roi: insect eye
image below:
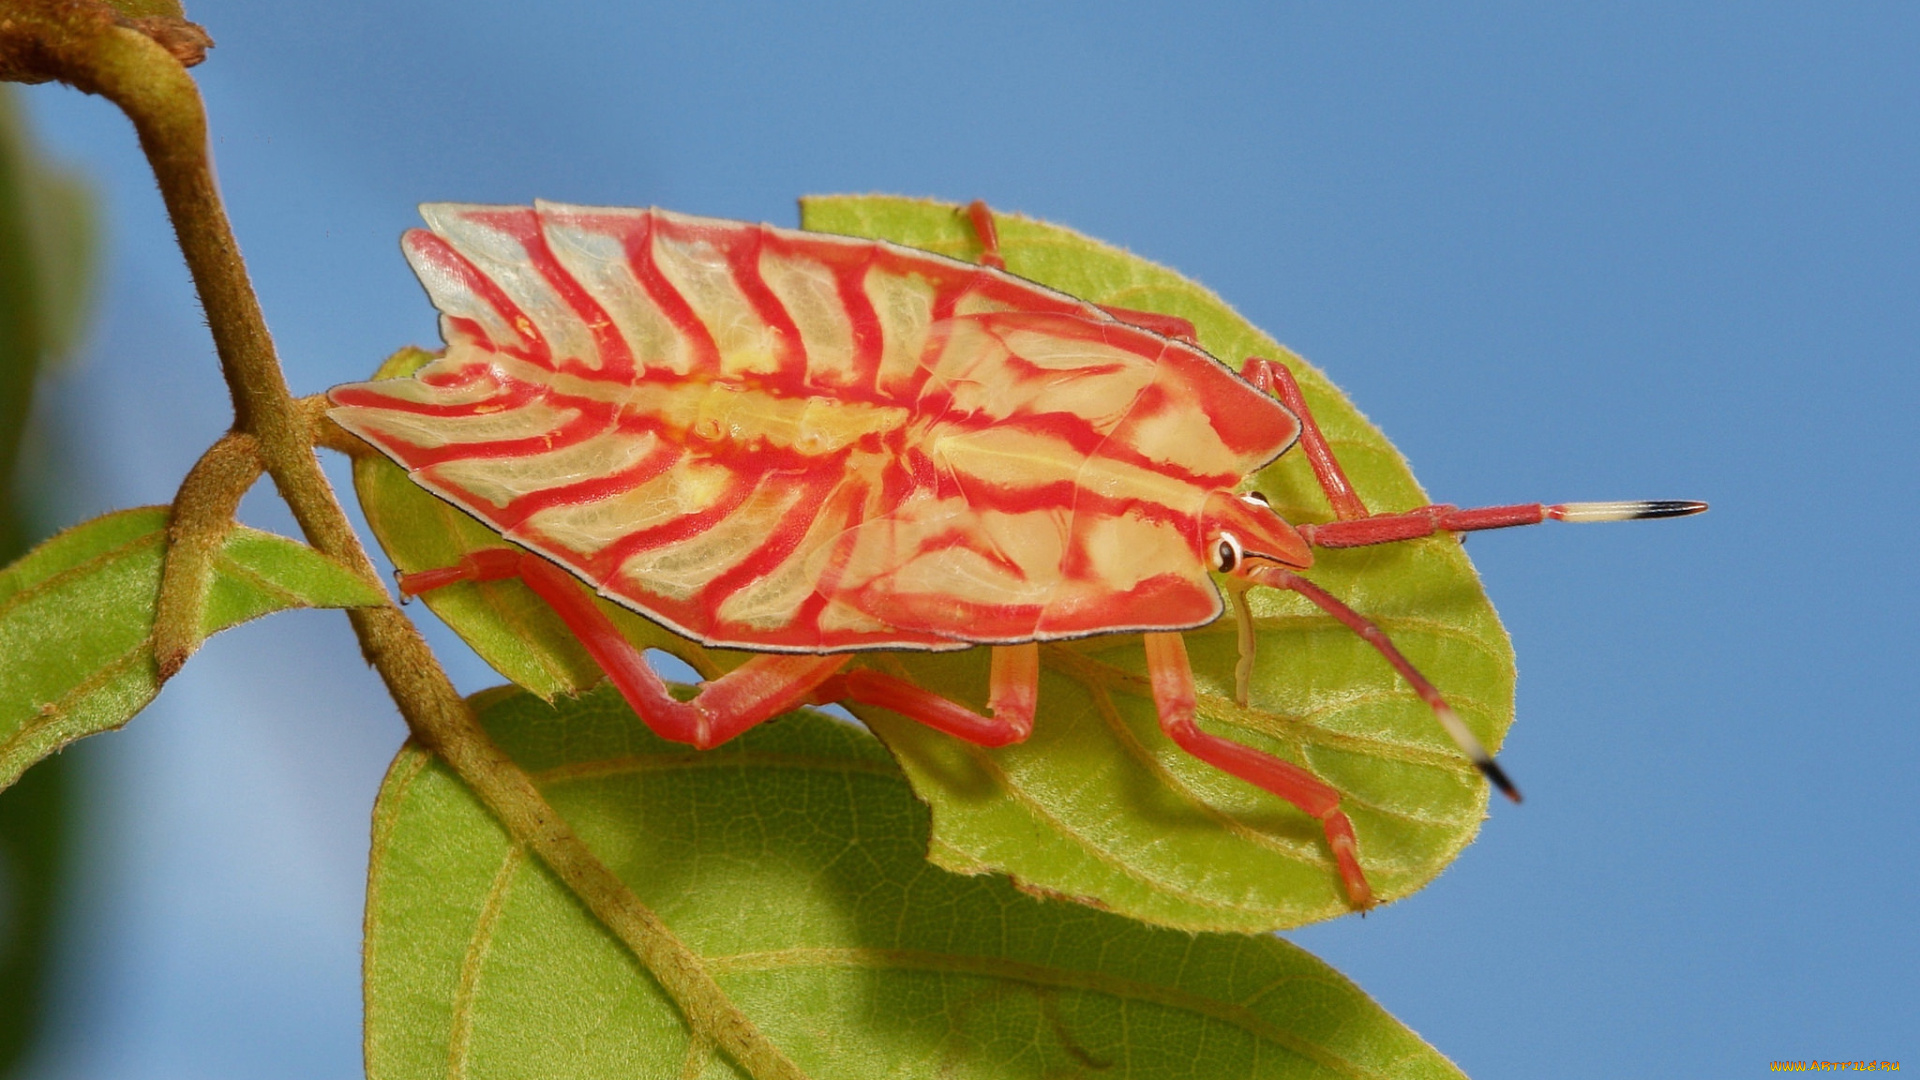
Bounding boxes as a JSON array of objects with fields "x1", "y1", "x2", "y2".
[
  {"x1": 1213, "y1": 532, "x2": 1243, "y2": 572},
  {"x1": 1241, "y1": 491, "x2": 1270, "y2": 507}
]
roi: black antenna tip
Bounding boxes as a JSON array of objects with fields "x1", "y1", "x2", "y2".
[
  {"x1": 1551, "y1": 500, "x2": 1709, "y2": 523},
  {"x1": 1631, "y1": 499, "x2": 1710, "y2": 519},
  {"x1": 1479, "y1": 758, "x2": 1523, "y2": 804}
]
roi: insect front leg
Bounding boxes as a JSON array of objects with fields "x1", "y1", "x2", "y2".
[
  {"x1": 402, "y1": 550, "x2": 848, "y2": 750},
  {"x1": 1235, "y1": 355, "x2": 1705, "y2": 706},
  {"x1": 1241, "y1": 357, "x2": 1370, "y2": 521},
  {"x1": 818, "y1": 642, "x2": 1039, "y2": 748},
  {"x1": 1141, "y1": 631, "x2": 1373, "y2": 910},
  {"x1": 1241, "y1": 357, "x2": 1708, "y2": 546}
]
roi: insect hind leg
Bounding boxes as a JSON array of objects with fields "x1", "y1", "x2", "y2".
[
  {"x1": 964, "y1": 200, "x2": 1200, "y2": 342},
  {"x1": 400, "y1": 550, "x2": 848, "y2": 750},
  {"x1": 1142, "y1": 631, "x2": 1373, "y2": 910},
  {"x1": 963, "y1": 200, "x2": 1007, "y2": 270}
]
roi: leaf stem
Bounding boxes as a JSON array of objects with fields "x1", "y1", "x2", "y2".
[
  {"x1": 300, "y1": 393, "x2": 374, "y2": 458},
  {"x1": 154, "y1": 429, "x2": 259, "y2": 678},
  {"x1": 0, "y1": 7, "x2": 803, "y2": 1076}
]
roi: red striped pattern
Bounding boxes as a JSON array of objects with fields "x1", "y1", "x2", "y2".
[{"x1": 329, "y1": 203, "x2": 1302, "y2": 651}]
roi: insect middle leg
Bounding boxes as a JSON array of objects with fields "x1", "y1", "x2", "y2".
[
  {"x1": 401, "y1": 549, "x2": 848, "y2": 750},
  {"x1": 814, "y1": 643, "x2": 1040, "y2": 749},
  {"x1": 1142, "y1": 631, "x2": 1373, "y2": 909}
]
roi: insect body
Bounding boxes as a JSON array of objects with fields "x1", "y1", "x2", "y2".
[{"x1": 330, "y1": 200, "x2": 1704, "y2": 910}]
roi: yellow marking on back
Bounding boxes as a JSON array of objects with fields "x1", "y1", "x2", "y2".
[
  {"x1": 615, "y1": 479, "x2": 809, "y2": 601},
  {"x1": 513, "y1": 458, "x2": 728, "y2": 555},
  {"x1": 867, "y1": 270, "x2": 937, "y2": 397},
  {"x1": 648, "y1": 227, "x2": 782, "y2": 377},
  {"x1": 639, "y1": 383, "x2": 909, "y2": 456},
  {"x1": 423, "y1": 429, "x2": 661, "y2": 509},
  {"x1": 759, "y1": 252, "x2": 858, "y2": 387},
  {"x1": 337, "y1": 395, "x2": 576, "y2": 452},
  {"x1": 543, "y1": 214, "x2": 702, "y2": 376}
]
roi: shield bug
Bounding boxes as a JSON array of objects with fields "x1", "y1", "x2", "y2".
[{"x1": 329, "y1": 199, "x2": 1704, "y2": 910}]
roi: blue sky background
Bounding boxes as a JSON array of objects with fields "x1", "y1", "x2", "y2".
[{"x1": 13, "y1": 2, "x2": 1917, "y2": 1076}]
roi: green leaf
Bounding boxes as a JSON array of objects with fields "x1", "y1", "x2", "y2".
[
  {"x1": 0, "y1": 507, "x2": 387, "y2": 790},
  {"x1": 364, "y1": 684, "x2": 1467, "y2": 1080},
  {"x1": 354, "y1": 198, "x2": 1515, "y2": 932}
]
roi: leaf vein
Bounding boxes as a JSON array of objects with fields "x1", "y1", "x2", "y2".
[
  {"x1": 705, "y1": 947, "x2": 1378, "y2": 1079},
  {"x1": 528, "y1": 752, "x2": 903, "y2": 787},
  {"x1": 447, "y1": 843, "x2": 526, "y2": 1079},
  {"x1": 0, "y1": 640, "x2": 153, "y2": 763},
  {"x1": 0, "y1": 530, "x2": 163, "y2": 622}
]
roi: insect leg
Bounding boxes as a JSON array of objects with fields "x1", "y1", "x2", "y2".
[
  {"x1": 401, "y1": 550, "x2": 848, "y2": 750},
  {"x1": 963, "y1": 201, "x2": 1200, "y2": 341},
  {"x1": 819, "y1": 643, "x2": 1039, "y2": 748},
  {"x1": 963, "y1": 200, "x2": 1007, "y2": 270},
  {"x1": 1241, "y1": 357, "x2": 1370, "y2": 521},
  {"x1": 1142, "y1": 631, "x2": 1373, "y2": 910},
  {"x1": 1229, "y1": 356, "x2": 1370, "y2": 699},
  {"x1": 1240, "y1": 360, "x2": 1707, "y2": 541},
  {"x1": 1240, "y1": 563, "x2": 1521, "y2": 804}
]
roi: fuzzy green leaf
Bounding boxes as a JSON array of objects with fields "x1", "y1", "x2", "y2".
[
  {"x1": 353, "y1": 198, "x2": 1514, "y2": 932},
  {"x1": 0, "y1": 507, "x2": 386, "y2": 790},
  {"x1": 364, "y1": 684, "x2": 1467, "y2": 1080}
]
